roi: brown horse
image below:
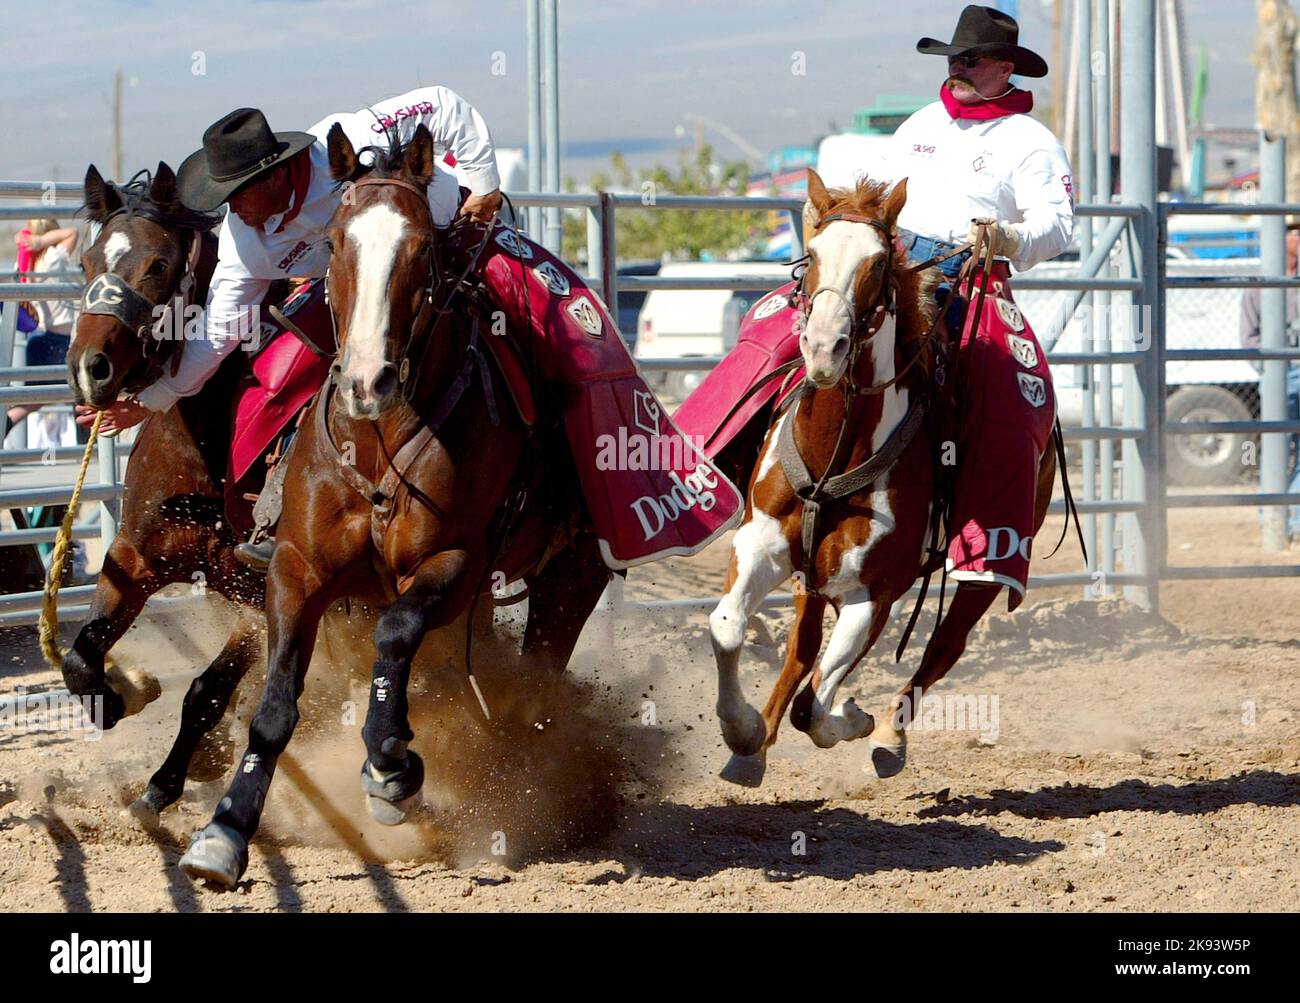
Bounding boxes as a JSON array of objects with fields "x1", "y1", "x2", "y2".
[
  {"x1": 179, "y1": 124, "x2": 613, "y2": 887},
  {"x1": 710, "y1": 175, "x2": 1056, "y2": 786},
  {"x1": 61, "y1": 164, "x2": 270, "y2": 817}
]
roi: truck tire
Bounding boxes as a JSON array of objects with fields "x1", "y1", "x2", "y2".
[{"x1": 1165, "y1": 385, "x2": 1253, "y2": 486}]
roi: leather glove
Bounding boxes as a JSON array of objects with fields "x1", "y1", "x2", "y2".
[{"x1": 967, "y1": 217, "x2": 1023, "y2": 259}]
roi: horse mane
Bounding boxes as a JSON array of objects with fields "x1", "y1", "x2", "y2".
[
  {"x1": 820, "y1": 177, "x2": 942, "y2": 373},
  {"x1": 332, "y1": 119, "x2": 409, "y2": 189},
  {"x1": 83, "y1": 168, "x2": 222, "y2": 234}
]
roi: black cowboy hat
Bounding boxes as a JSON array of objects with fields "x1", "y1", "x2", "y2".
[
  {"x1": 176, "y1": 108, "x2": 315, "y2": 212},
  {"x1": 916, "y1": 4, "x2": 1049, "y2": 78}
]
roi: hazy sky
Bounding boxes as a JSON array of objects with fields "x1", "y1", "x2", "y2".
[{"x1": 0, "y1": 0, "x2": 1262, "y2": 187}]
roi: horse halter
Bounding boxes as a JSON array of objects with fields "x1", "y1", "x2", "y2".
[
  {"x1": 792, "y1": 211, "x2": 907, "y2": 396},
  {"x1": 80, "y1": 216, "x2": 205, "y2": 362}
]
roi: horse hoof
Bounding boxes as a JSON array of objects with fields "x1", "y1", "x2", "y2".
[
  {"x1": 178, "y1": 822, "x2": 248, "y2": 889},
  {"x1": 868, "y1": 740, "x2": 907, "y2": 779},
  {"x1": 359, "y1": 752, "x2": 424, "y2": 826},
  {"x1": 719, "y1": 751, "x2": 767, "y2": 788},
  {"x1": 366, "y1": 792, "x2": 420, "y2": 826},
  {"x1": 125, "y1": 784, "x2": 171, "y2": 826},
  {"x1": 105, "y1": 663, "x2": 162, "y2": 719}
]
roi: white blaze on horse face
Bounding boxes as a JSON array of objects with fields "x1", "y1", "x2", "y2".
[
  {"x1": 802, "y1": 220, "x2": 886, "y2": 386},
  {"x1": 341, "y1": 203, "x2": 407, "y2": 389},
  {"x1": 104, "y1": 232, "x2": 131, "y2": 273}
]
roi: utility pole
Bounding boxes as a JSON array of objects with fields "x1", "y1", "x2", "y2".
[
  {"x1": 111, "y1": 69, "x2": 123, "y2": 182},
  {"x1": 1052, "y1": 0, "x2": 1064, "y2": 133},
  {"x1": 1254, "y1": 0, "x2": 1300, "y2": 201}
]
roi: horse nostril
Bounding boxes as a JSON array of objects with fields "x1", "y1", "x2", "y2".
[
  {"x1": 372, "y1": 364, "x2": 398, "y2": 401},
  {"x1": 88, "y1": 353, "x2": 112, "y2": 384}
]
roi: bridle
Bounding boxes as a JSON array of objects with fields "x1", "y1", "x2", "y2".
[
  {"x1": 791, "y1": 211, "x2": 931, "y2": 398},
  {"x1": 335, "y1": 175, "x2": 491, "y2": 398}
]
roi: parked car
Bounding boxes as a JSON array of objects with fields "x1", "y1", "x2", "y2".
[
  {"x1": 1022, "y1": 255, "x2": 1263, "y2": 486},
  {"x1": 613, "y1": 260, "x2": 660, "y2": 354},
  {"x1": 634, "y1": 261, "x2": 790, "y2": 401}
]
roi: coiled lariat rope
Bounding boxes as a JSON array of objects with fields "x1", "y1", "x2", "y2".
[{"x1": 38, "y1": 411, "x2": 102, "y2": 670}]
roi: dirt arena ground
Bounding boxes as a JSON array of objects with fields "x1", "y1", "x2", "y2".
[{"x1": 2, "y1": 498, "x2": 1298, "y2": 912}]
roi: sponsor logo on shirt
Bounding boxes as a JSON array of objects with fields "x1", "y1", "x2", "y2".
[
  {"x1": 912, "y1": 143, "x2": 936, "y2": 156},
  {"x1": 370, "y1": 101, "x2": 436, "y2": 134},
  {"x1": 278, "y1": 240, "x2": 312, "y2": 272}
]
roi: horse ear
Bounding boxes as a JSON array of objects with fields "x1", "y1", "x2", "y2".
[
  {"x1": 883, "y1": 177, "x2": 908, "y2": 229},
  {"x1": 327, "y1": 123, "x2": 358, "y2": 182},
  {"x1": 806, "y1": 168, "x2": 832, "y2": 214},
  {"x1": 404, "y1": 124, "x2": 435, "y2": 187},
  {"x1": 151, "y1": 162, "x2": 179, "y2": 210},
  {"x1": 82, "y1": 164, "x2": 122, "y2": 224}
]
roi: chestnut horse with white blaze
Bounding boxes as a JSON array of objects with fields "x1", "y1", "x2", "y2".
[
  {"x1": 710, "y1": 174, "x2": 1056, "y2": 787},
  {"x1": 179, "y1": 125, "x2": 614, "y2": 888}
]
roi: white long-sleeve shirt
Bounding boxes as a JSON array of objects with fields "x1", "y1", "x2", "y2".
[
  {"x1": 136, "y1": 86, "x2": 500, "y2": 412},
  {"x1": 877, "y1": 100, "x2": 1074, "y2": 273}
]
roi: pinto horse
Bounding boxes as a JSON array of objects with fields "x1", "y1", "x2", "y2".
[
  {"x1": 178, "y1": 124, "x2": 614, "y2": 888},
  {"x1": 60, "y1": 164, "x2": 273, "y2": 817},
  {"x1": 710, "y1": 174, "x2": 1056, "y2": 787}
]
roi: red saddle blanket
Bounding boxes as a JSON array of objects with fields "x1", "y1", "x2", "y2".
[
  {"x1": 475, "y1": 224, "x2": 743, "y2": 569},
  {"x1": 673, "y1": 280, "x2": 804, "y2": 459},
  {"x1": 675, "y1": 263, "x2": 1056, "y2": 609},
  {"x1": 226, "y1": 281, "x2": 333, "y2": 533}
]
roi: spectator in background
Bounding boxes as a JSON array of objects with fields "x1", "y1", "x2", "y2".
[
  {"x1": 1239, "y1": 219, "x2": 1300, "y2": 541},
  {"x1": 3, "y1": 218, "x2": 80, "y2": 441}
]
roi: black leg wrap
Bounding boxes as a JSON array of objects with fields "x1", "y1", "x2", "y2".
[
  {"x1": 213, "y1": 753, "x2": 274, "y2": 838},
  {"x1": 361, "y1": 658, "x2": 414, "y2": 773}
]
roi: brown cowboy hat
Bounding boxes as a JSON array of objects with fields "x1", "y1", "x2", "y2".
[
  {"x1": 917, "y1": 4, "x2": 1049, "y2": 79},
  {"x1": 176, "y1": 108, "x2": 315, "y2": 212}
]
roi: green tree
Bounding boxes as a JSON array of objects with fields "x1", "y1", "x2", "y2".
[{"x1": 560, "y1": 145, "x2": 770, "y2": 265}]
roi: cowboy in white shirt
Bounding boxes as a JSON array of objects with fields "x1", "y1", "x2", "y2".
[
  {"x1": 677, "y1": 4, "x2": 1075, "y2": 610},
  {"x1": 886, "y1": 5, "x2": 1073, "y2": 275},
  {"x1": 77, "y1": 88, "x2": 502, "y2": 433}
]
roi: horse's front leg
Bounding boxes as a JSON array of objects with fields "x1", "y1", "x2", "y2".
[
  {"x1": 710, "y1": 512, "x2": 793, "y2": 763},
  {"x1": 60, "y1": 537, "x2": 163, "y2": 730},
  {"x1": 178, "y1": 540, "x2": 331, "y2": 888},
  {"x1": 867, "y1": 581, "x2": 1000, "y2": 778},
  {"x1": 718, "y1": 591, "x2": 826, "y2": 788},
  {"x1": 361, "y1": 549, "x2": 480, "y2": 825},
  {"x1": 129, "y1": 615, "x2": 261, "y2": 822},
  {"x1": 790, "y1": 589, "x2": 889, "y2": 749}
]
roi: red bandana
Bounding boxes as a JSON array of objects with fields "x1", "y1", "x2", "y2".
[
  {"x1": 272, "y1": 150, "x2": 314, "y2": 234},
  {"x1": 940, "y1": 83, "x2": 1034, "y2": 121}
]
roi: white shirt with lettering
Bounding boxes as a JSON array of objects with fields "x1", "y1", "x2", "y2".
[
  {"x1": 136, "y1": 86, "x2": 501, "y2": 412},
  {"x1": 875, "y1": 100, "x2": 1074, "y2": 273}
]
